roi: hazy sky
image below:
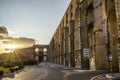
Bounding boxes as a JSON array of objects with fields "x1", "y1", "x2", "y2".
[{"x1": 0, "y1": 0, "x2": 70, "y2": 44}]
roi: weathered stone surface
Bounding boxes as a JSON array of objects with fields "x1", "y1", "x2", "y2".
[{"x1": 48, "y1": 0, "x2": 120, "y2": 71}]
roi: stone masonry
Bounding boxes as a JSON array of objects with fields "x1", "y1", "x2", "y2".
[{"x1": 48, "y1": 0, "x2": 120, "y2": 72}]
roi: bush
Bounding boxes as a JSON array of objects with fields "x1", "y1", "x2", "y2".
[
  {"x1": 0, "y1": 70, "x2": 4, "y2": 76},
  {"x1": 11, "y1": 61, "x2": 23, "y2": 66},
  {"x1": 14, "y1": 66, "x2": 20, "y2": 71},
  {"x1": 23, "y1": 60, "x2": 37, "y2": 65},
  {"x1": 2, "y1": 63, "x2": 14, "y2": 68},
  {"x1": 9, "y1": 66, "x2": 24, "y2": 73},
  {"x1": 0, "y1": 63, "x2": 2, "y2": 67},
  {"x1": 9, "y1": 68, "x2": 14, "y2": 73},
  {"x1": 19, "y1": 65, "x2": 24, "y2": 69}
]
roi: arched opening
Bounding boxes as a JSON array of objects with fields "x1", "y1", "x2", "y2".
[
  {"x1": 43, "y1": 48, "x2": 47, "y2": 62},
  {"x1": 107, "y1": 9, "x2": 119, "y2": 71},
  {"x1": 86, "y1": 3, "x2": 94, "y2": 69}
]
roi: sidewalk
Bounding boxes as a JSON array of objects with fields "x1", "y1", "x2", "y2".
[{"x1": 91, "y1": 73, "x2": 120, "y2": 80}]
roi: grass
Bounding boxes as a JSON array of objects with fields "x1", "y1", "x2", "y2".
[{"x1": 0, "y1": 66, "x2": 10, "y2": 74}]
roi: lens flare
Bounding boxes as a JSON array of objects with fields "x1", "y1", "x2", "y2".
[{"x1": 3, "y1": 44, "x2": 18, "y2": 53}]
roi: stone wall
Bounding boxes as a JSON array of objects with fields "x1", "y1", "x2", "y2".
[{"x1": 48, "y1": 0, "x2": 120, "y2": 71}]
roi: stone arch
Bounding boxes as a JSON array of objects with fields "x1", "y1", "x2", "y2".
[
  {"x1": 86, "y1": 4, "x2": 94, "y2": 26},
  {"x1": 86, "y1": 3, "x2": 94, "y2": 69},
  {"x1": 70, "y1": 4, "x2": 73, "y2": 19},
  {"x1": 33, "y1": 45, "x2": 48, "y2": 62},
  {"x1": 86, "y1": 3, "x2": 94, "y2": 48},
  {"x1": 107, "y1": 6, "x2": 119, "y2": 71}
]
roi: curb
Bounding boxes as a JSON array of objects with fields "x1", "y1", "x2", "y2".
[{"x1": 91, "y1": 73, "x2": 120, "y2": 80}]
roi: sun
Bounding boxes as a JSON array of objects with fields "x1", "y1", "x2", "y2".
[
  {"x1": 1, "y1": 39, "x2": 19, "y2": 53},
  {"x1": 3, "y1": 44, "x2": 18, "y2": 53},
  {"x1": 4, "y1": 44, "x2": 18, "y2": 50}
]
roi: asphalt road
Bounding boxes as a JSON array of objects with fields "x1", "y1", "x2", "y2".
[{"x1": 1, "y1": 62, "x2": 109, "y2": 80}]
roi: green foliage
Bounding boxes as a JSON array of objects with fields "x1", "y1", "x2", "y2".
[
  {"x1": 9, "y1": 65, "x2": 24, "y2": 73},
  {"x1": 0, "y1": 67, "x2": 10, "y2": 74},
  {"x1": 2, "y1": 63, "x2": 14, "y2": 68},
  {"x1": 9, "y1": 68, "x2": 14, "y2": 73},
  {"x1": 23, "y1": 60, "x2": 37, "y2": 65},
  {"x1": 19, "y1": 65, "x2": 24, "y2": 69},
  {"x1": 0, "y1": 70, "x2": 4, "y2": 76}
]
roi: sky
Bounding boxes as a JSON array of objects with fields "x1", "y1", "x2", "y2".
[{"x1": 0, "y1": 0, "x2": 70, "y2": 44}]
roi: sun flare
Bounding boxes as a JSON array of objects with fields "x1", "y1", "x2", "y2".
[
  {"x1": 1, "y1": 39, "x2": 20, "y2": 53},
  {"x1": 3, "y1": 44, "x2": 18, "y2": 53},
  {"x1": 4, "y1": 44, "x2": 18, "y2": 50}
]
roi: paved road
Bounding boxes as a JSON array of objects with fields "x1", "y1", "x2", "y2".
[{"x1": 1, "y1": 62, "x2": 109, "y2": 80}]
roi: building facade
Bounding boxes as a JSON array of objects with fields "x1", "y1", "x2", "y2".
[{"x1": 48, "y1": 0, "x2": 120, "y2": 72}]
